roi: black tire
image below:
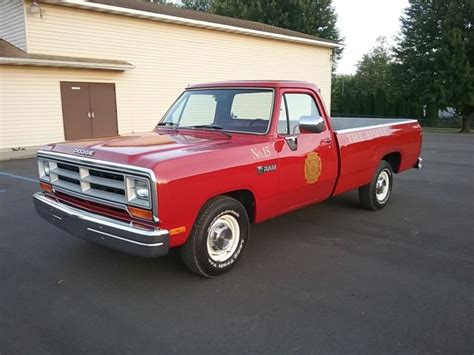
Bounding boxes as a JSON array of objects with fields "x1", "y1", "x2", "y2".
[
  {"x1": 358, "y1": 161, "x2": 394, "y2": 210},
  {"x1": 180, "y1": 196, "x2": 250, "y2": 278}
]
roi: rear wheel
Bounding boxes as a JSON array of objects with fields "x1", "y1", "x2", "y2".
[
  {"x1": 359, "y1": 161, "x2": 393, "y2": 210},
  {"x1": 180, "y1": 196, "x2": 249, "y2": 277}
]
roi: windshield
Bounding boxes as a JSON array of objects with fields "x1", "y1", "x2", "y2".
[{"x1": 159, "y1": 89, "x2": 274, "y2": 134}]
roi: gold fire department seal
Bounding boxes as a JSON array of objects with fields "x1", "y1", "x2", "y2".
[{"x1": 304, "y1": 152, "x2": 322, "y2": 184}]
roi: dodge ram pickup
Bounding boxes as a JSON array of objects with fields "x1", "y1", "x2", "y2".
[{"x1": 33, "y1": 81, "x2": 423, "y2": 277}]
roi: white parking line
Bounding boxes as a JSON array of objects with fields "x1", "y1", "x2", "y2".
[{"x1": 0, "y1": 171, "x2": 38, "y2": 183}]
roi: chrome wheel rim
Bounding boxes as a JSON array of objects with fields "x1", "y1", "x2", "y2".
[
  {"x1": 375, "y1": 170, "x2": 390, "y2": 202},
  {"x1": 207, "y1": 214, "x2": 240, "y2": 262}
]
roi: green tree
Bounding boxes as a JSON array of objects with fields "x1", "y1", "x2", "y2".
[
  {"x1": 394, "y1": 0, "x2": 473, "y2": 132},
  {"x1": 331, "y1": 74, "x2": 359, "y2": 114},
  {"x1": 181, "y1": 0, "x2": 212, "y2": 12},
  {"x1": 333, "y1": 38, "x2": 392, "y2": 116},
  {"x1": 356, "y1": 37, "x2": 394, "y2": 98},
  {"x1": 332, "y1": 37, "x2": 421, "y2": 118}
]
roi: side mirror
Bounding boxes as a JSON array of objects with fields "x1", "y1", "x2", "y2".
[{"x1": 298, "y1": 115, "x2": 325, "y2": 133}]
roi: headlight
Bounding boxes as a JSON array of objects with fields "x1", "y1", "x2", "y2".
[
  {"x1": 38, "y1": 160, "x2": 51, "y2": 181},
  {"x1": 126, "y1": 177, "x2": 151, "y2": 208},
  {"x1": 134, "y1": 180, "x2": 149, "y2": 200},
  {"x1": 44, "y1": 162, "x2": 50, "y2": 176}
]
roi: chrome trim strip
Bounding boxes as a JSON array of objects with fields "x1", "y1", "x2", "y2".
[
  {"x1": 34, "y1": 192, "x2": 167, "y2": 238},
  {"x1": 37, "y1": 151, "x2": 159, "y2": 222},
  {"x1": 87, "y1": 228, "x2": 164, "y2": 247},
  {"x1": 37, "y1": 151, "x2": 154, "y2": 177},
  {"x1": 333, "y1": 119, "x2": 418, "y2": 134}
]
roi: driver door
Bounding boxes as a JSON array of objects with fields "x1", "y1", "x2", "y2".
[{"x1": 276, "y1": 90, "x2": 338, "y2": 213}]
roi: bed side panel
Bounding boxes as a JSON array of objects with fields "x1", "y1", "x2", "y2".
[{"x1": 333, "y1": 121, "x2": 422, "y2": 196}]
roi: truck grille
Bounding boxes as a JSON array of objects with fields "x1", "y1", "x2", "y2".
[
  {"x1": 37, "y1": 152, "x2": 156, "y2": 221},
  {"x1": 46, "y1": 160, "x2": 128, "y2": 205},
  {"x1": 38, "y1": 154, "x2": 156, "y2": 211}
]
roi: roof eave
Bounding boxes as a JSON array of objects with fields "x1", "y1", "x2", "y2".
[
  {"x1": 0, "y1": 57, "x2": 134, "y2": 71},
  {"x1": 40, "y1": 0, "x2": 342, "y2": 49}
]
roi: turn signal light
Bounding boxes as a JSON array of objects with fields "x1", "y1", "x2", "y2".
[
  {"x1": 40, "y1": 181, "x2": 53, "y2": 193},
  {"x1": 170, "y1": 226, "x2": 186, "y2": 236},
  {"x1": 129, "y1": 206, "x2": 153, "y2": 221}
]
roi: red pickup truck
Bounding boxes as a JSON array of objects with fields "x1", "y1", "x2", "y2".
[{"x1": 33, "y1": 81, "x2": 422, "y2": 277}]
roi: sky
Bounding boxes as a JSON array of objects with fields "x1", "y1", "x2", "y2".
[{"x1": 332, "y1": 0, "x2": 409, "y2": 75}]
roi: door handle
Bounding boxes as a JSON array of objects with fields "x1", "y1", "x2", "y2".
[
  {"x1": 91, "y1": 112, "x2": 95, "y2": 119},
  {"x1": 87, "y1": 112, "x2": 91, "y2": 118},
  {"x1": 284, "y1": 136, "x2": 298, "y2": 151},
  {"x1": 321, "y1": 138, "x2": 332, "y2": 145}
]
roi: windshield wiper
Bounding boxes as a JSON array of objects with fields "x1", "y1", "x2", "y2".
[
  {"x1": 157, "y1": 122, "x2": 178, "y2": 127},
  {"x1": 156, "y1": 122, "x2": 180, "y2": 132},
  {"x1": 190, "y1": 124, "x2": 224, "y2": 130},
  {"x1": 183, "y1": 124, "x2": 232, "y2": 138}
]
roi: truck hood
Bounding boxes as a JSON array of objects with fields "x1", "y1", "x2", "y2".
[{"x1": 41, "y1": 131, "x2": 233, "y2": 169}]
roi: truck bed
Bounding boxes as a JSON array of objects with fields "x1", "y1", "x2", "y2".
[
  {"x1": 330, "y1": 117, "x2": 415, "y2": 132},
  {"x1": 329, "y1": 117, "x2": 422, "y2": 196}
]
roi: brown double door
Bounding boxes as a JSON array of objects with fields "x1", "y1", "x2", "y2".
[{"x1": 60, "y1": 82, "x2": 118, "y2": 141}]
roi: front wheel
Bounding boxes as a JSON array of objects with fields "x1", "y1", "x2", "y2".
[
  {"x1": 180, "y1": 196, "x2": 250, "y2": 277},
  {"x1": 358, "y1": 161, "x2": 393, "y2": 210}
]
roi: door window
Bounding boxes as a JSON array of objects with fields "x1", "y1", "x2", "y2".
[{"x1": 281, "y1": 93, "x2": 321, "y2": 135}]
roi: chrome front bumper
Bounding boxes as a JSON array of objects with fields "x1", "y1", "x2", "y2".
[{"x1": 33, "y1": 192, "x2": 169, "y2": 257}]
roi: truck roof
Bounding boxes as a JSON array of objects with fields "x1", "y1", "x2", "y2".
[{"x1": 187, "y1": 80, "x2": 320, "y2": 91}]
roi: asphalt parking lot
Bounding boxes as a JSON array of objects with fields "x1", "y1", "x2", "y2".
[{"x1": 0, "y1": 132, "x2": 473, "y2": 354}]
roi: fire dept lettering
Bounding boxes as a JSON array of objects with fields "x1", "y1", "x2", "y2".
[{"x1": 346, "y1": 128, "x2": 390, "y2": 144}]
